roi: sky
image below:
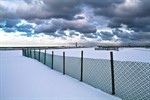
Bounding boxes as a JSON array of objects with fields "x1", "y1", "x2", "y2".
[{"x1": 0, "y1": 0, "x2": 150, "y2": 47}]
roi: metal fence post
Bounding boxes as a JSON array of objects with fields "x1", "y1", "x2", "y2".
[
  {"x1": 39, "y1": 49, "x2": 41, "y2": 62},
  {"x1": 28, "y1": 48, "x2": 29, "y2": 57},
  {"x1": 26, "y1": 48, "x2": 27, "y2": 57},
  {"x1": 28, "y1": 48, "x2": 30, "y2": 57},
  {"x1": 44, "y1": 49, "x2": 47, "y2": 64},
  {"x1": 24, "y1": 49, "x2": 26, "y2": 56},
  {"x1": 63, "y1": 52, "x2": 65, "y2": 75},
  {"x1": 22, "y1": 48, "x2": 23, "y2": 56},
  {"x1": 26, "y1": 49, "x2": 27, "y2": 56},
  {"x1": 80, "y1": 51, "x2": 83, "y2": 82},
  {"x1": 22, "y1": 48, "x2": 24, "y2": 56},
  {"x1": 110, "y1": 52, "x2": 115, "y2": 95},
  {"x1": 52, "y1": 51, "x2": 54, "y2": 69}
]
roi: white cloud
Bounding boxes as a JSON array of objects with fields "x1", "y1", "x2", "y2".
[{"x1": 115, "y1": 0, "x2": 141, "y2": 16}]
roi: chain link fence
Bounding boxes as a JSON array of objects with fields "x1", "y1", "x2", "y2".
[
  {"x1": 83, "y1": 58, "x2": 112, "y2": 94},
  {"x1": 22, "y1": 48, "x2": 150, "y2": 100},
  {"x1": 114, "y1": 61, "x2": 149, "y2": 99}
]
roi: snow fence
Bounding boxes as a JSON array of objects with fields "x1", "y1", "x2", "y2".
[{"x1": 22, "y1": 48, "x2": 149, "y2": 100}]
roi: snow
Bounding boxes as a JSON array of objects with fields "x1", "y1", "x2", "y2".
[
  {"x1": 0, "y1": 50, "x2": 121, "y2": 100},
  {"x1": 45, "y1": 48, "x2": 150, "y2": 63}
]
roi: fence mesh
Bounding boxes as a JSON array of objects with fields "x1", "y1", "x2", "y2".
[
  {"x1": 31, "y1": 50, "x2": 35, "y2": 59},
  {"x1": 83, "y1": 58, "x2": 112, "y2": 94},
  {"x1": 35, "y1": 51, "x2": 39, "y2": 61},
  {"x1": 114, "y1": 61, "x2": 150, "y2": 100},
  {"x1": 40, "y1": 52, "x2": 45, "y2": 64},
  {"x1": 65, "y1": 56, "x2": 81, "y2": 80},
  {"x1": 45, "y1": 54, "x2": 52, "y2": 68},
  {"x1": 25, "y1": 49, "x2": 29, "y2": 57},
  {"x1": 22, "y1": 49, "x2": 150, "y2": 100},
  {"x1": 53, "y1": 55, "x2": 63, "y2": 73}
]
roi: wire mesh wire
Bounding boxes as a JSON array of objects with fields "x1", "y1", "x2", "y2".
[
  {"x1": 65, "y1": 56, "x2": 81, "y2": 80},
  {"x1": 25, "y1": 49, "x2": 29, "y2": 57},
  {"x1": 22, "y1": 49, "x2": 150, "y2": 100},
  {"x1": 45, "y1": 54, "x2": 52, "y2": 68},
  {"x1": 114, "y1": 61, "x2": 150, "y2": 100},
  {"x1": 31, "y1": 50, "x2": 35, "y2": 59},
  {"x1": 40, "y1": 52, "x2": 45, "y2": 64},
  {"x1": 83, "y1": 58, "x2": 112, "y2": 94},
  {"x1": 35, "y1": 51, "x2": 39, "y2": 61},
  {"x1": 53, "y1": 55, "x2": 63, "y2": 73}
]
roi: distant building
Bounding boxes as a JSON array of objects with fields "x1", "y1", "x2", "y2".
[
  {"x1": 129, "y1": 43, "x2": 131, "y2": 47},
  {"x1": 76, "y1": 42, "x2": 77, "y2": 47}
]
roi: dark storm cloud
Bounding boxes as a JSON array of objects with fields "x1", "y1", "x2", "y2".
[
  {"x1": 85, "y1": 33, "x2": 98, "y2": 39},
  {"x1": 83, "y1": 28, "x2": 150, "y2": 42},
  {"x1": 0, "y1": 0, "x2": 81, "y2": 20},
  {"x1": 83, "y1": 31, "x2": 115, "y2": 41},
  {"x1": 1, "y1": 19, "x2": 34, "y2": 35},
  {"x1": 108, "y1": 16, "x2": 150, "y2": 32},
  {"x1": 74, "y1": 16, "x2": 85, "y2": 20},
  {"x1": 69, "y1": 31, "x2": 79, "y2": 37},
  {"x1": 95, "y1": 0, "x2": 150, "y2": 32},
  {"x1": 138, "y1": 0, "x2": 150, "y2": 17},
  {"x1": 17, "y1": 24, "x2": 33, "y2": 29},
  {"x1": 97, "y1": 31, "x2": 114, "y2": 41},
  {"x1": 112, "y1": 28, "x2": 150, "y2": 41},
  {"x1": 41, "y1": 0, "x2": 124, "y2": 20},
  {"x1": 101, "y1": 31, "x2": 114, "y2": 37},
  {"x1": 34, "y1": 20, "x2": 58, "y2": 33},
  {"x1": 34, "y1": 19, "x2": 96, "y2": 34},
  {"x1": 42, "y1": 0, "x2": 80, "y2": 20},
  {"x1": 112, "y1": 29, "x2": 129, "y2": 38},
  {"x1": 54, "y1": 30, "x2": 66, "y2": 37},
  {"x1": 0, "y1": 20, "x2": 6, "y2": 28},
  {"x1": 16, "y1": 24, "x2": 33, "y2": 33},
  {"x1": 0, "y1": 0, "x2": 124, "y2": 20},
  {"x1": 81, "y1": 0, "x2": 124, "y2": 8},
  {"x1": 96, "y1": 0, "x2": 150, "y2": 18},
  {"x1": 0, "y1": 0, "x2": 149, "y2": 44},
  {"x1": 23, "y1": 0, "x2": 33, "y2": 4},
  {"x1": 5, "y1": 20, "x2": 21, "y2": 28},
  {"x1": 24, "y1": 0, "x2": 124, "y2": 19},
  {"x1": 28, "y1": 19, "x2": 46, "y2": 25},
  {"x1": 129, "y1": 32, "x2": 150, "y2": 41}
]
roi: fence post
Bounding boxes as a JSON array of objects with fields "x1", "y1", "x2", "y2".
[
  {"x1": 26, "y1": 48, "x2": 28, "y2": 57},
  {"x1": 22, "y1": 48, "x2": 24, "y2": 56},
  {"x1": 110, "y1": 52, "x2": 115, "y2": 95},
  {"x1": 52, "y1": 51, "x2": 54, "y2": 69},
  {"x1": 28, "y1": 48, "x2": 30, "y2": 57},
  {"x1": 26, "y1": 48, "x2": 27, "y2": 57},
  {"x1": 39, "y1": 49, "x2": 41, "y2": 62},
  {"x1": 80, "y1": 51, "x2": 83, "y2": 82},
  {"x1": 44, "y1": 49, "x2": 47, "y2": 64},
  {"x1": 34, "y1": 48, "x2": 36, "y2": 59},
  {"x1": 63, "y1": 52, "x2": 65, "y2": 75},
  {"x1": 24, "y1": 49, "x2": 26, "y2": 56}
]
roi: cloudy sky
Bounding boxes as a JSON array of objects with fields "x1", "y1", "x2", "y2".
[{"x1": 0, "y1": 0, "x2": 150, "y2": 47}]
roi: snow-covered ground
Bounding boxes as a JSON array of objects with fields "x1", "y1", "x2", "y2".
[
  {"x1": 45, "y1": 48, "x2": 150, "y2": 63},
  {"x1": 0, "y1": 50, "x2": 121, "y2": 100}
]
